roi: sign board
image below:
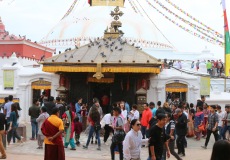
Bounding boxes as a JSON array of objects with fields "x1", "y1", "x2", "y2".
[
  {"x1": 3, "y1": 70, "x2": 14, "y2": 90},
  {"x1": 200, "y1": 77, "x2": 210, "y2": 97},
  {"x1": 91, "y1": 0, "x2": 124, "y2": 7},
  {"x1": 32, "y1": 80, "x2": 51, "y2": 90}
]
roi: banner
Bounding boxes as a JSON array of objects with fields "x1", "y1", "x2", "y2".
[
  {"x1": 90, "y1": 0, "x2": 124, "y2": 7},
  {"x1": 3, "y1": 70, "x2": 14, "y2": 90},
  {"x1": 200, "y1": 77, "x2": 210, "y2": 97}
]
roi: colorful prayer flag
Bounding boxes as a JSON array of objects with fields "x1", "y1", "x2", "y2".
[{"x1": 222, "y1": 0, "x2": 230, "y2": 76}]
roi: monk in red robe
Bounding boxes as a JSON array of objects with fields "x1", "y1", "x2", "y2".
[{"x1": 42, "y1": 107, "x2": 65, "y2": 160}]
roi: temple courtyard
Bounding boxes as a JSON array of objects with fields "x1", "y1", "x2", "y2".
[{"x1": 4, "y1": 124, "x2": 215, "y2": 160}]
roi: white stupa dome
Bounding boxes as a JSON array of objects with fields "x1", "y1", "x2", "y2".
[{"x1": 40, "y1": 1, "x2": 173, "y2": 52}]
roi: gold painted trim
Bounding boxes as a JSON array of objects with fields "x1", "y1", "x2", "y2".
[{"x1": 42, "y1": 66, "x2": 160, "y2": 73}]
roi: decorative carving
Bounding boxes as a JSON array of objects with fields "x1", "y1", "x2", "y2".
[{"x1": 93, "y1": 63, "x2": 104, "y2": 79}]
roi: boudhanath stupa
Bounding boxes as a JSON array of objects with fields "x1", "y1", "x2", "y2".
[{"x1": 40, "y1": 0, "x2": 173, "y2": 52}]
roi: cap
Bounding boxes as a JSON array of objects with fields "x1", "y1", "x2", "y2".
[{"x1": 174, "y1": 108, "x2": 182, "y2": 115}]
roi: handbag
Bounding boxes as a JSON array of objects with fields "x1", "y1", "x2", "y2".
[
  {"x1": 112, "y1": 117, "x2": 126, "y2": 143},
  {"x1": 94, "y1": 122, "x2": 101, "y2": 132},
  {"x1": 198, "y1": 124, "x2": 205, "y2": 131},
  {"x1": 100, "y1": 116, "x2": 106, "y2": 128},
  {"x1": 63, "y1": 118, "x2": 70, "y2": 128}
]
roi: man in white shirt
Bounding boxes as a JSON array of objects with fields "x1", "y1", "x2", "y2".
[
  {"x1": 217, "y1": 105, "x2": 226, "y2": 139},
  {"x1": 123, "y1": 119, "x2": 148, "y2": 160},
  {"x1": 102, "y1": 112, "x2": 113, "y2": 145},
  {"x1": 128, "y1": 104, "x2": 140, "y2": 121}
]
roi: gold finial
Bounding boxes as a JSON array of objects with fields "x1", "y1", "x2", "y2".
[{"x1": 104, "y1": 6, "x2": 124, "y2": 39}]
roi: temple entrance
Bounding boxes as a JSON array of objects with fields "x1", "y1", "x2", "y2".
[
  {"x1": 165, "y1": 83, "x2": 188, "y2": 102},
  {"x1": 31, "y1": 80, "x2": 51, "y2": 102},
  {"x1": 89, "y1": 83, "x2": 111, "y2": 114}
]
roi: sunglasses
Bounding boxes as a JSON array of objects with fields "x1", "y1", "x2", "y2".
[{"x1": 136, "y1": 123, "x2": 141, "y2": 126}]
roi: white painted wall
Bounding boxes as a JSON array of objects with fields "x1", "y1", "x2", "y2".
[
  {"x1": 147, "y1": 69, "x2": 200, "y2": 105},
  {"x1": 0, "y1": 54, "x2": 59, "y2": 123}
]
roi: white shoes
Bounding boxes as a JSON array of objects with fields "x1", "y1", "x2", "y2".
[{"x1": 104, "y1": 142, "x2": 109, "y2": 146}]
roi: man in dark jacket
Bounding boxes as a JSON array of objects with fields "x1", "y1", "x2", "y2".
[
  {"x1": 44, "y1": 96, "x2": 55, "y2": 115},
  {"x1": 174, "y1": 108, "x2": 187, "y2": 157},
  {"x1": 29, "y1": 99, "x2": 41, "y2": 140}
]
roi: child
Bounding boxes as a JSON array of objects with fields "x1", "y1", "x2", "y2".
[{"x1": 74, "y1": 117, "x2": 83, "y2": 146}]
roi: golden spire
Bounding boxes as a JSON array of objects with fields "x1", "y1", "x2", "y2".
[{"x1": 104, "y1": 6, "x2": 124, "y2": 39}]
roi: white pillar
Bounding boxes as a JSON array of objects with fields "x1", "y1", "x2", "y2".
[{"x1": 18, "y1": 83, "x2": 29, "y2": 124}]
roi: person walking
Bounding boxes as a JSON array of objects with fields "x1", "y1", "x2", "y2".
[
  {"x1": 7, "y1": 103, "x2": 23, "y2": 145},
  {"x1": 194, "y1": 106, "x2": 204, "y2": 140},
  {"x1": 74, "y1": 117, "x2": 83, "y2": 146},
  {"x1": 217, "y1": 105, "x2": 226, "y2": 140},
  {"x1": 62, "y1": 105, "x2": 76, "y2": 150},
  {"x1": 36, "y1": 107, "x2": 49, "y2": 149},
  {"x1": 140, "y1": 103, "x2": 152, "y2": 139},
  {"x1": 206, "y1": 60, "x2": 212, "y2": 75},
  {"x1": 28, "y1": 99, "x2": 41, "y2": 140},
  {"x1": 83, "y1": 105, "x2": 101, "y2": 150},
  {"x1": 196, "y1": 60, "x2": 200, "y2": 71},
  {"x1": 201, "y1": 105, "x2": 219, "y2": 149},
  {"x1": 123, "y1": 119, "x2": 146, "y2": 160},
  {"x1": 163, "y1": 113, "x2": 182, "y2": 160},
  {"x1": 4, "y1": 95, "x2": 14, "y2": 126},
  {"x1": 102, "y1": 111, "x2": 113, "y2": 145},
  {"x1": 0, "y1": 110, "x2": 7, "y2": 159},
  {"x1": 89, "y1": 98, "x2": 103, "y2": 144},
  {"x1": 42, "y1": 107, "x2": 65, "y2": 160},
  {"x1": 149, "y1": 102, "x2": 156, "y2": 118},
  {"x1": 128, "y1": 104, "x2": 140, "y2": 121},
  {"x1": 174, "y1": 108, "x2": 187, "y2": 157},
  {"x1": 222, "y1": 105, "x2": 230, "y2": 140},
  {"x1": 191, "y1": 61, "x2": 194, "y2": 69},
  {"x1": 0, "y1": 97, "x2": 8, "y2": 114},
  {"x1": 110, "y1": 107, "x2": 125, "y2": 160},
  {"x1": 148, "y1": 113, "x2": 171, "y2": 160},
  {"x1": 75, "y1": 98, "x2": 82, "y2": 122}
]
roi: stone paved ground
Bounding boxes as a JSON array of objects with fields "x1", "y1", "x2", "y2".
[{"x1": 4, "y1": 124, "x2": 215, "y2": 160}]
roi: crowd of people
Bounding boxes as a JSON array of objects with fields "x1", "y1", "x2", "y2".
[
  {"x1": 192, "y1": 59, "x2": 224, "y2": 77},
  {"x1": 162, "y1": 59, "x2": 225, "y2": 78},
  {"x1": 0, "y1": 94, "x2": 230, "y2": 160}
]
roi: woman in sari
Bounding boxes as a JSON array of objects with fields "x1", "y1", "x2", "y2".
[
  {"x1": 194, "y1": 106, "x2": 204, "y2": 140},
  {"x1": 62, "y1": 105, "x2": 76, "y2": 150}
]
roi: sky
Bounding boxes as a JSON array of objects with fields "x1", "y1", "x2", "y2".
[{"x1": 0, "y1": 0, "x2": 229, "y2": 60}]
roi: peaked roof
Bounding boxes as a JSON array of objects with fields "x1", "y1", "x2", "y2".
[{"x1": 42, "y1": 37, "x2": 162, "y2": 74}]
